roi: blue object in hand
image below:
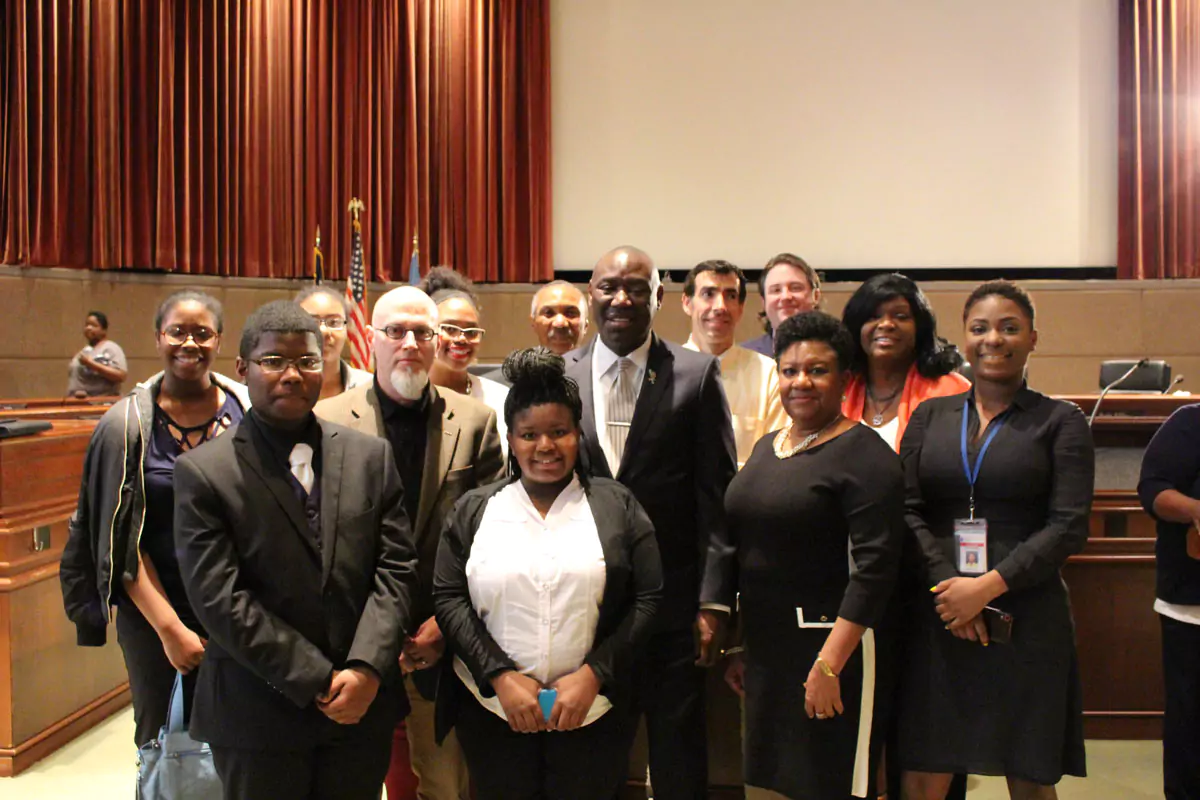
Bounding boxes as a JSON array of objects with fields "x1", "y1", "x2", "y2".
[{"x1": 537, "y1": 688, "x2": 557, "y2": 721}]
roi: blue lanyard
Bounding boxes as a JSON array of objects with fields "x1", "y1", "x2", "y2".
[{"x1": 960, "y1": 398, "x2": 1007, "y2": 519}]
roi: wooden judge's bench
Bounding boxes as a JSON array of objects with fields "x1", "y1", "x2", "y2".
[{"x1": 0, "y1": 394, "x2": 1189, "y2": 784}]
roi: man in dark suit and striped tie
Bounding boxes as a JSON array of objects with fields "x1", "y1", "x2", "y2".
[{"x1": 565, "y1": 246, "x2": 738, "y2": 800}]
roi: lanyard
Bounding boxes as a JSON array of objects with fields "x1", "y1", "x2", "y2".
[{"x1": 960, "y1": 399, "x2": 1007, "y2": 520}]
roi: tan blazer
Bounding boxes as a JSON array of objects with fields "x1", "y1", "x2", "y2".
[{"x1": 314, "y1": 381, "x2": 506, "y2": 622}]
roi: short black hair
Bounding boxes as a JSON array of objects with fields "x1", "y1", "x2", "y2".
[
  {"x1": 501, "y1": 347, "x2": 583, "y2": 431},
  {"x1": 86, "y1": 310, "x2": 109, "y2": 329},
  {"x1": 962, "y1": 280, "x2": 1036, "y2": 326},
  {"x1": 294, "y1": 285, "x2": 351, "y2": 317},
  {"x1": 420, "y1": 266, "x2": 479, "y2": 311},
  {"x1": 239, "y1": 300, "x2": 322, "y2": 359},
  {"x1": 842, "y1": 273, "x2": 964, "y2": 378},
  {"x1": 683, "y1": 260, "x2": 747, "y2": 303},
  {"x1": 154, "y1": 291, "x2": 224, "y2": 334},
  {"x1": 773, "y1": 310, "x2": 854, "y2": 372}
]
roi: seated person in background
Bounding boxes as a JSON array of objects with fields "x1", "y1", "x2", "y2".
[
  {"x1": 61, "y1": 290, "x2": 247, "y2": 753},
  {"x1": 174, "y1": 301, "x2": 418, "y2": 800},
  {"x1": 296, "y1": 285, "x2": 372, "y2": 400},
  {"x1": 742, "y1": 252, "x2": 821, "y2": 357},
  {"x1": 531, "y1": 280, "x2": 590, "y2": 356},
  {"x1": 67, "y1": 310, "x2": 128, "y2": 397},
  {"x1": 434, "y1": 347, "x2": 662, "y2": 800},
  {"x1": 681, "y1": 259, "x2": 786, "y2": 469},
  {"x1": 421, "y1": 267, "x2": 510, "y2": 445}
]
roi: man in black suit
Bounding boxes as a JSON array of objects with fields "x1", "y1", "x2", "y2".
[
  {"x1": 175, "y1": 301, "x2": 418, "y2": 800},
  {"x1": 565, "y1": 246, "x2": 737, "y2": 800}
]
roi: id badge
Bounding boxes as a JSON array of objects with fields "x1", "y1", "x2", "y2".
[{"x1": 954, "y1": 518, "x2": 988, "y2": 575}]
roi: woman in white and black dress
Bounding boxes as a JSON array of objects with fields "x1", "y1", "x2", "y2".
[
  {"x1": 897, "y1": 281, "x2": 1093, "y2": 799},
  {"x1": 708, "y1": 311, "x2": 906, "y2": 799}
]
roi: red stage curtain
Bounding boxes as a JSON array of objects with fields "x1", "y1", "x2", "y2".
[
  {"x1": 1119, "y1": 0, "x2": 1200, "y2": 279},
  {"x1": 0, "y1": 0, "x2": 551, "y2": 282}
]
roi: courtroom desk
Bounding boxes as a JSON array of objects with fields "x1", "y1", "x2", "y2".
[
  {"x1": 0, "y1": 397, "x2": 115, "y2": 423},
  {"x1": 0, "y1": 421, "x2": 129, "y2": 777}
]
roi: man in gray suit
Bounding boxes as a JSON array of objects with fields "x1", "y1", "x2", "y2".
[
  {"x1": 174, "y1": 301, "x2": 418, "y2": 799},
  {"x1": 565, "y1": 246, "x2": 737, "y2": 800},
  {"x1": 315, "y1": 285, "x2": 505, "y2": 800}
]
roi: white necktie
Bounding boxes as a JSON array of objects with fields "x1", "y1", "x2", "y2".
[
  {"x1": 606, "y1": 357, "x2": 637, "y2": 469},
  {"x1": 288, "y1": 443, "x2": 315, "y2": 494}
]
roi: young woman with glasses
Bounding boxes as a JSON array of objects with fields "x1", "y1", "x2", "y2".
[{"x1": 295, "y1": 285, "x2": 372, "y2": 401}]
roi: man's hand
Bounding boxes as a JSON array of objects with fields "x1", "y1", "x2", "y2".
[
  {"x1": 550, "y1": 665, "x2": 601, "y2": 731},
  {"x1": 694, "y1": 609, "x2": 724, "y2": 667},
  {"x1": 316, "y1": 667, "x2": 381, "y2": 725},
  {"x1": 492, "y1": 671, "x2": 545, "y2": 734},
  {"x1": 160, "y1": 622, "x2": 206, "y2": 674},
  {"x1": 399, "y1": 616, "x2": 445, "y2": 673},
  {"x1": 724, "y1": 653, "x2": 746, "y2": 698}
]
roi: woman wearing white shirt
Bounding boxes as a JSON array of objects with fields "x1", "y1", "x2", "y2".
[{"x1": 433, "y1": 348, "x2": 662, "y2": 800}]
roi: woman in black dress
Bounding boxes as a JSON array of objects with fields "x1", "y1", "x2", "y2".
[
  {"x1": 897, "y1": 281, "x2": 1093, "y2": 800},
  {"x1": 709, "y1": 311, "x2": 906, "y2": 799}
]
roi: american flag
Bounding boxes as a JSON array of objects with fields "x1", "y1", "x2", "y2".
[{"x1": 344, "y1": 208, "x2": 372, "y2": 370}]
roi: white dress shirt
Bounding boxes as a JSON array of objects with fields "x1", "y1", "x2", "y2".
[
  {"x1": 454, "y1": 476, "x2": 613, "y2": 725},
  {"x1": 684, "y1": 338, "x2": 787, "y2": 469},
  {"x1": 591, "y1": 336, "x2": 653, "y2": 476},
  {"x1": 466, "y1": 373, "x2": 510, "y2": 454}
]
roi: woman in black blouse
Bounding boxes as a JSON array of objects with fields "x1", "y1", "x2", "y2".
[
  {"x1": 706, "y1": 311, "x2": 906, "y2": 799},
  {"x1": 433, "y1": 348, "x2": 662, "y2": 800},
  {"x1": 897, "y1": 281, "x2": 1094, "y2": 800}
]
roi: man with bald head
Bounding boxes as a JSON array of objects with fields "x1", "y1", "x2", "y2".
[
  {"x1": 564, "y1": 246, "x2": 737, "y2": 800},
  {"x1": 316, "y1": 286, "x2": 504, "y2": 800},
  {"x1": 530, "y1": 280, "x2": 589, "y2": 355}
]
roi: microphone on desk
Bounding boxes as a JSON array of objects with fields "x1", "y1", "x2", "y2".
[
  {"x1": 1088, "y1": 358, "x2": 1150, "y2": 427},
  {"x1": 1162, "y1": 374, "x2": 1185, "y2": 394}
]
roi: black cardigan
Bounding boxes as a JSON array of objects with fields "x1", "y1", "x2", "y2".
[
  {"x1": 432, "y1": 475, "x2": 662, "y2": 737},
  {"x1": 1139, "y1": 403, "x2": 1200, "y2": 605}
]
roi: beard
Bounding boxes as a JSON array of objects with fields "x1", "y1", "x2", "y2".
[{"x1": 388, "y1": 364, "x2": 429, "y2": 401}]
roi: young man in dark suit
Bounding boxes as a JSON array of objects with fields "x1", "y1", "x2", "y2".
[
  {"x1": 565, "y1": 246, "x2": 738, "y2": 800},
  {"x1": 174, "y1": 301, "x2": 418, "y2": 800}
]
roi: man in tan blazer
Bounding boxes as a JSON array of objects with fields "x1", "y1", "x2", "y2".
[{"x1": 315, "y1": 285, "x2": 505, "y2": 800}]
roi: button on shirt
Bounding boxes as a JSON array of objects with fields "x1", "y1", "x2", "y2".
[
  {"x1": 454, "y1": 476, "x2": 612, "y2": 725},
  {"x1": 591, "y1": 336, "x2": 653, "y2": 476}
]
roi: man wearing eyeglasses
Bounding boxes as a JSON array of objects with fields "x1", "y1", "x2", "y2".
[
  {"x1": 315, "y1": 285, "x2": 505, "y2": 800},
  {"x1": 174, "y1": 300, "x2": 419, "y2": 799}
]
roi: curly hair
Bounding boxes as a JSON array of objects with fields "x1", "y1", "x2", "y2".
[
  {"x1": 773, "y1": 311, "x2": 854, "y2": 372},
  {"x1": 841, "y1": 273, "x2": 963, "y2": 378}
]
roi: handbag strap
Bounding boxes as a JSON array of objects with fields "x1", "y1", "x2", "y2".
[{"x1": 166, "y1": 671, "x2": 186, "y2": 734}]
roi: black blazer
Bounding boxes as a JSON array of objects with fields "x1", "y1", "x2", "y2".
[
  {"x1": 432, "y1": 476, "x2": 662, "y2": 739},
  {"x1": 173, "y1": 413, "x2": 419, "y2": 750},
  {"x1": 1139, "y1": 403, "x2": 1200, "y2": 604},
  {"x1": 565, "y1": 334, "x2": 736, "y2": 628}
]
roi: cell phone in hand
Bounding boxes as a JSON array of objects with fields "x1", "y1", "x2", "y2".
[
  {"x1": 538, "y1": 688, "x2": 557, "y2": 721},
  {"x1": 983, "y1": 606, "x2": 1014, "y2": 645}
]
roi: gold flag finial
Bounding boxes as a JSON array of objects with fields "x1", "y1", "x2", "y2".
[{"x1": 348, "y1": 197, "x2": 365, "y2": 221}]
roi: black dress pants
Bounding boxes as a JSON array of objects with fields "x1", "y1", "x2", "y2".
[
  {"x1": 115, "y1": 601, "x2": 196, "y2": 748},
  {"x1": 455, "y1": 690, "x2": 634, "y2": 800},
  {"x1": 1162, "y1": 615, "x2": 1200, "y2": 800}
]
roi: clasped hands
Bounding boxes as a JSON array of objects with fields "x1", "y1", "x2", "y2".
[
  {"x1": 399, "y1": 616, "x2": 445, "y2": 674},
  {"x1": 931, "y1": 574, "x2": 1004, "y2": 645},
  {"x1": 491, "y1": 665, "x2": 600, "y2": 734},
  {"x1": 316, "y1": 666, "x2": 380, "y2": 725}
]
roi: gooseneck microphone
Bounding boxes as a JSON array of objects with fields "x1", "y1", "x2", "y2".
[
  {"x1": 1088, "y1": 358, "x2": 1150, "y2": 427},
  {"x1": 1162, "y1": 374, "x2": 1185, "y2": 394}
]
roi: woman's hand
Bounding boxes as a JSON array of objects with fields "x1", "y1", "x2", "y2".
[
  {"x1": 948, "y1": 614, "x2": 990, "y2": 645},
  {"x1": 491, "y1": 671, "x2": 545, "y2": 734},
  {"x1": 550, "y1": 664, "x2": 601, "y2": 731},
  {"x1": 160, "y1": 622, "x2": 206, "y2": 673},
  {"x1": 724, "y1": 653, "x2": 746, "y2": 698},
  {"x1": 932, "y1": 575, "x2": 1000, "y2": 630},
  {"x1": 804, "y1": 660, "x2": 843, "y2": 720}
]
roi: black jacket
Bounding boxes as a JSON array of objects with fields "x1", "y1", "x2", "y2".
[
  {"x1": 1139, "y1": 403, "x2": 1200, "y2": 605},
  {"x1": 432, "y1": 476, "x2": 662, "y2": 739}
]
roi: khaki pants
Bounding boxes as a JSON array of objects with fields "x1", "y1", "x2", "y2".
[
  {"x1": 744, "y1": 787, "x2": 791, "y2": 800},
  {"x1": 404, "y1": 677, "x2": 471, "y2": 800}
]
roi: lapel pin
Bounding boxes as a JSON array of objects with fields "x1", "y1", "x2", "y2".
[{"x1": 648, "y1": 370, "x2": 657, "y2": 385}]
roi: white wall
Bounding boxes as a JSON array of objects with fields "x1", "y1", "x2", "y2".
[{"x1": 551, "y1": 0, "x2": 1119, "y2": 271}]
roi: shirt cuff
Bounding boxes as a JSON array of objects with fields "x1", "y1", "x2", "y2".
[{"x1": 699, "y1": 602, "x2": 731, "y2": 615}]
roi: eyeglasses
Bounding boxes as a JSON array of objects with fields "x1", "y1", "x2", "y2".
[
  {"x1": 310, "y1": 315, "x2": 347, "y2": 331},
  {"x1": 381, "y1": 324, "x2": 437, "y2": 342},
  {"x1": 162, "y1": 325, "x2": 218, "y2": 346},
  {"x1": 251, "y1": 355, "x2": 324, "y2": 373},
  {"x1": 439, "y1": 323, "x2": 486, "y2": 343}
]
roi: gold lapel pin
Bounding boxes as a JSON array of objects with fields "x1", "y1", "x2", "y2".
[{"x1": 648, "y1": 370, "x2": 657, "y2": 385}]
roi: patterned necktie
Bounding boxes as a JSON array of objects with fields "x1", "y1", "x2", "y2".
[
  {"x1": 288, "y1": 443, "x2": 315, "y2": 495},
  {"x1": 606, "y1": 357, "x2": 637, "y2": 470}
]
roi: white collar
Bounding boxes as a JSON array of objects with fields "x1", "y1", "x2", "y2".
[
  {"x1": 593, "y1": 334, "x2": 653, "y2": 379},
  {"x1": 683, "y1": 335, "x2": 738, "y2": 363}
]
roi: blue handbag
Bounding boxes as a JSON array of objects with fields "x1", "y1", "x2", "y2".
[{"x1": 136, "y1": 672, "x2": 223, "y2": 799}]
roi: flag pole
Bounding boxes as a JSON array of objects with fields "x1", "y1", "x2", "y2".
[{"x1": 313, "y1": 226, "x2": 323, "y2": 285}]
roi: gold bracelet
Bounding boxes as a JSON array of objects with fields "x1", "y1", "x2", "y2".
[{"x1": 814, "y1": 656, "x2": 838, "y2": 678}]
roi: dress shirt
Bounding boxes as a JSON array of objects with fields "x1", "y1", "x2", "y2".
[
  {"x1": 467, "y1": 373, "x2": 511, "y2": 453},
  {"x1": 248, "y1": 411, "x2": 323, "y2": 550},
  {"x1": 591, "y1": 336, "x2": 653, "y2": 476},
  {"x1": 454, "y1": 475, "x2": 612, "y2": 725},
  {"x1": 376, "y1": 378, "x2": 429, "y2": 526},
  {"x1": 684, "y1": 338, "x2": 787, "y2": 469}
]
